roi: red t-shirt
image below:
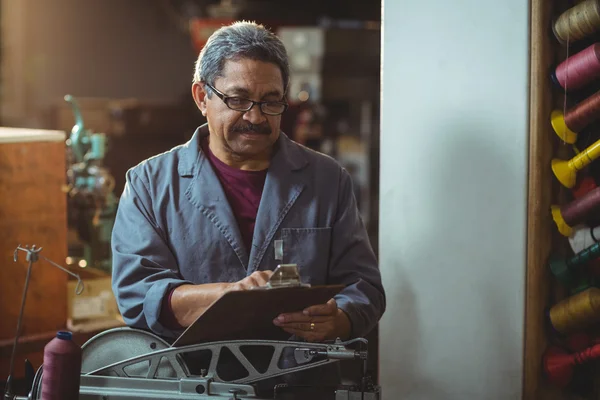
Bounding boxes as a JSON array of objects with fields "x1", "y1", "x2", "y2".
[
  {"x1": 160, "y1": 138, "x2": 267, "y2": 329},
  {"x1": 201, "y1": 138, "x2": 268, "y2": 253}
]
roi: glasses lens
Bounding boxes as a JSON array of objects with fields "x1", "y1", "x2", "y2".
[
  {"x1": 262, "y1": 102, "x2": 287, "y2": 115},
  {"x1": 226, "y1": 98, "x2": 253, "y2": 111}
]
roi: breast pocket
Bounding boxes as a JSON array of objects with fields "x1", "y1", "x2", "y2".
[{"x1": 280, "y1": 227, "x2": 332, "y2": 285}]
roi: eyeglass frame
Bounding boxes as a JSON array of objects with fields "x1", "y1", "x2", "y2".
[{"x1": 203, "y1": 82, "x2": 289, "y2": 116}]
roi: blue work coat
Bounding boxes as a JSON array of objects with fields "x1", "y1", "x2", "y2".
[{"x1": 111, "y1": 124, "x2": 386, "y2": 341}]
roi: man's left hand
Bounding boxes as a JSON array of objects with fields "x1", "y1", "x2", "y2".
[{"x1": 273, "y1": 299, "x2": 351, "y2": 342}]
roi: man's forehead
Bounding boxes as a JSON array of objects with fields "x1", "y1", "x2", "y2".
[
  {"x1": 222, "y1": 85, "x2": 283, "y2": 98},
  {"x1": 218, "y1": 59, "x2": 284, "y2": 93}
]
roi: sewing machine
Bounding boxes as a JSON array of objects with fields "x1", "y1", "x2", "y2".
[
  {"x1": 4, "y1": 263, "x2": 381, "y2": 399},
  {"x1": 18, "y1": 328, "x2": 380, "y2": 399}
]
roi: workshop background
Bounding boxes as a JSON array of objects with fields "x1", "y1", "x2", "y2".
[
  {"x1": 0, "y1": 0, "x2": 381, "y2": 395},
  {"x1": 0, "y1": 0, "x2": 572, "y2": 399}
]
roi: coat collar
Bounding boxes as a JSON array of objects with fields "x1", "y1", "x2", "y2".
[{"x1": 177, "y1": 124, "x2": 308, "y2": 177}]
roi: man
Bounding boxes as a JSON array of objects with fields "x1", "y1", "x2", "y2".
[{"x1": 111, "y1": 21, "x2": 385, "y2": 390}]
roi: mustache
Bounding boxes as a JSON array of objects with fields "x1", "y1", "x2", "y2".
[{"x1": 231, "y1": 123, "x2": 272, "y2": 135}]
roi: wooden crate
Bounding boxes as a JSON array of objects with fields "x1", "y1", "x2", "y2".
[{"x1": 0, "y1": 127, "x2": 68, "y2": 378}]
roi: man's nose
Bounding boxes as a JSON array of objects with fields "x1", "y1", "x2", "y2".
[{"x1": 243, "y1": 104, "x2": 267, "y2": 125}]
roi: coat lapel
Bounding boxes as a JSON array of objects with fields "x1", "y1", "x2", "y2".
[
  {"x1": 178, "y1": 127, "x2": 308, "y2": 274},
  {"x1": 179, "y1": 126, "x2": 249, "y2": 270},
  {"x1": 248, "y1": 133, "x2": 308, "y2": 273}
]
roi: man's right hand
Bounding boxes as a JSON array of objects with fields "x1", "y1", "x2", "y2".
[
  {"x1": 166, "y1": 270, "x2": 274, "y2": 328},
  {"x1": 231, "y1": 270, "x2": 273, "y2": 291}
]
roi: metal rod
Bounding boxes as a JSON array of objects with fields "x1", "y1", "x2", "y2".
[
  {"x1": 41, "y1": 256, "x2": 85, "y2": 295},
  {"x1": 3, "y1": 245, "x2": 85, "y2": 399},
  {"x1": 4, "y1": 245, "x2": 41, "y2": 398}
]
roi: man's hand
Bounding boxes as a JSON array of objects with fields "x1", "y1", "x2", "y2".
[
  {"x1": 273, "y1": 298, "x2": 351, "y2": 342},
  {"x1": 230, "y1": 270, "x2": 273, "y2": 291},
  {"x1": 167, "y1": 270, "x2": 274, "y2": 328}
]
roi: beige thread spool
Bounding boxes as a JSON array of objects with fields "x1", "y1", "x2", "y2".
[{"x1": 554, "y1": 0, "x2": 600, "y2": 43}]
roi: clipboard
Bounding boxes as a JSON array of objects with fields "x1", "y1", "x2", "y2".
[{"x1": 172, "y1": 284, "x2": 344, "y2": 347}]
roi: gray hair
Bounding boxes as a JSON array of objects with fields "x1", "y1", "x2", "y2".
[{"x1": 193, "y1": 21, "x2": 290, "y2": 97}]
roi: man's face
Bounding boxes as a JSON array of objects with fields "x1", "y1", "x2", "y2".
[{"x1": 194, "y1": 58, "x2": 285, "y2": 160}]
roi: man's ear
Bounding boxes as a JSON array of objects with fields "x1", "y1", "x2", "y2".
[{"x1": 191, "y1": 82, "x2": 207, "y2": 117}]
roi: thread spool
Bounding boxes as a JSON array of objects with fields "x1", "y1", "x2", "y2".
[
  {"x1": 565, "y1": 332, "x2": 596, "y2": 352},
  {"x1": 543, "y1": 342, "x2": 600, "y2": 388},
  {"x1": 41, "y1": 331, "x2": 81, "y2": 400},
  {"x1": 551, "y1": 91, "x2": 600, "y2": 144},
  {"x1": 553, "y1": 0, "x2": 600, "y2": 44},
  {"x1": 548, "y1": 287, "x2": 600, "y2": 335},
  {"x1": 569, "y1": 226, "x2": 600, "y2": 277},
  {"x1": 552, "y1": 43, "x2": 600, "y2": 91},
  {"x1": 564, "y1": 331, "x2": 600, "y2": 351},
  {"x1": 552, "y1": 138, "x2": 600, "y2": 188},
  {"x1": 570, "y1": 225, "x2": 600, "y2": 253},
  {"x1": 552, "y1": 186, "x2": 600, "y2": 236},
  {"x1": 549, "y1": 242, "x2": 600, "y2": 285},
  {"x1": 570, "y1": 275, "x2": 596, "y2": 295},
  {"x1": 572, "y1": 174, "x2": 598, "y2": 199}
]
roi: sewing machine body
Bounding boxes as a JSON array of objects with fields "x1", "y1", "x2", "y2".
[{"x1": 17, "y1": 327, "x2": 380, "y2": 400}]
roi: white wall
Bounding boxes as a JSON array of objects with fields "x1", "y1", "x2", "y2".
[{"x1": 379, "y1": 1, "x2": 529, "y2": 399}]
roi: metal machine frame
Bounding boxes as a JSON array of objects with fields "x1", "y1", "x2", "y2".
[{"x1": 18, "y1": 327, "x2": 380, "y2": 399}]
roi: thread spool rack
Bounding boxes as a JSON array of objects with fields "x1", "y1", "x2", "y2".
[{"x1": 528, "y1": 0, "x2": 600, "y2": 398}]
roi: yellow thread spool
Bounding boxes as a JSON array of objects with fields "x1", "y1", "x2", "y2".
[
  {"x1": 552, "y1": 138, "x2": 600, "y2": 188},
  {"x1": 549, "y1": 287, "x2": 600, "y2": 334},
  {"x1": 554, "y1": 0, "x2": 600, "y2": 43},
  {"x1": 551, "y1": 204, "x2": 574, "y2": 237},
  {"x1": 551, "y1": 110, "x2": 578, "y2": 144}
]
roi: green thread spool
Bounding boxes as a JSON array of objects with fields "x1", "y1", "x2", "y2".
[
  {"x1": 550, "y1": 242, "x2": 600, "y2": 286},
  {"x1": 570, "y1": 275, "x2": 596, "y2": 295}
]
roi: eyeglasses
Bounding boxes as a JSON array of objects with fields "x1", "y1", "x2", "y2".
[{"x1": 204, "y1": 82, "x2": 288, "y2": 116}]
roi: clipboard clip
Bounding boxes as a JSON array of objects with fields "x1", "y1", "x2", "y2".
[{"x1": 266, "y1": 264, "x2": 310, "y2": 289}]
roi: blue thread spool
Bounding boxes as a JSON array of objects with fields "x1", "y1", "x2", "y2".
[{"x1": 41, "y1": 331, "x2": 81, "y2": 400}]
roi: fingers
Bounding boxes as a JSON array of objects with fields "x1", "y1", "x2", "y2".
[
  {"x1": 274, "y1": 302, "x2": 350, "y2": 342},
  {"x1": 234, "y1": 277, "x2": 255, "y2": 290},
  {"x1": 274, "y1": 311, "x2": 305, "y2": 324},
  {"x1": 275, "y1": 299, "x2": 337, "y2": 324},
  {"x1": 251, "y1": 270, "x2": 272, "y2": 286},
  {"x1": 274, "y1": 314, "x2": 338, "y2": 342},
  {"x1": 283, "y1": 328, "x2": 325, "y2": 342},
  {"x1": 275, "y1": 318, "x2": 332, "y2": 331},
  {"x1": 235, "y1": 270, "x2": 274, "y2": 290},
  {"x1": 281, "y1": 321, "x2": 335, "y2": 342},
  {"x1": 302, "y1": 298, "x2": 337, "y2": 317},
  {"x1": 285, "y1": 322, "x2": 314, "y2": 331},
  {"x1": 273, "y1": 314, "x2": 332, "y2": 325},
  {"x1": 261, "y1": 270, "x2": 274, "y2": 278},
  {"x1": 245, "y1": 271, "x2": 272, "y2": 287}
]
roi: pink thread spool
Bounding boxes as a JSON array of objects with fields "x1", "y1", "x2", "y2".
[
  {"x1": 41, "y1": 331, "x2": 81, "y2": 400},
  {"x1": 552, "y1": 185, "x2": 600, "y2": 236},
  {"x1": 552, "y1": 43, "x2": 600, "y2": 91}
]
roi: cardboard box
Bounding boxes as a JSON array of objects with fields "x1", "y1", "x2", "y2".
[{"x1": 66, "y1": 268, "x2": 123, "y2": 332}]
